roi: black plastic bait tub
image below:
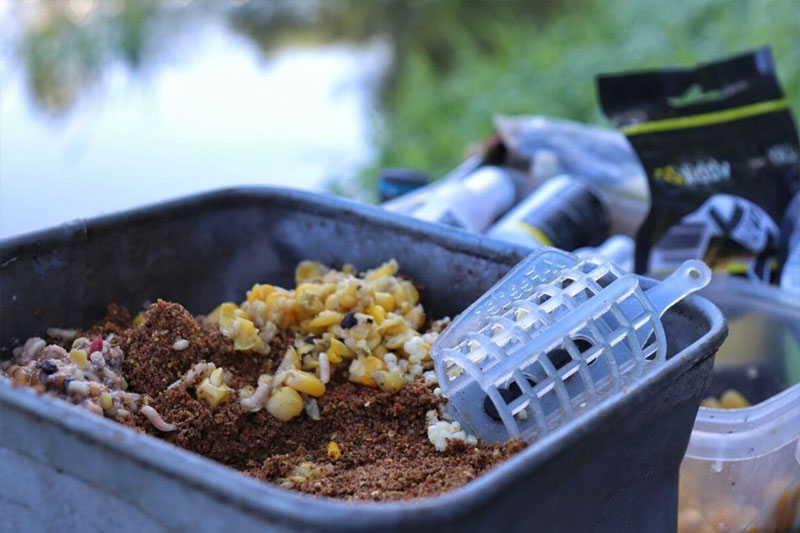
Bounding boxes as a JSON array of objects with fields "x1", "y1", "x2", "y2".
[{"x1": 0, "y1": 188, "x2": 726, "y2": 532}]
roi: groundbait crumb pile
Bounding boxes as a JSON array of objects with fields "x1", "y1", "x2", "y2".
[{"x1": 1, "y1": 259, "x2": 524, "y2": 501}]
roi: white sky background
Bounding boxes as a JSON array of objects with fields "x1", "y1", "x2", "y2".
[{"x1": 0, "y1": 12, "x2": 389, "y2": 237}]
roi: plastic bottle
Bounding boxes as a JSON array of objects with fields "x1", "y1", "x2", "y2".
[
  {"x1": 487, "y1": 175, "x2": 610, "y2": 251},
  {"x1": 408, "y1": 165, "x2": 517, "y2": 233}
]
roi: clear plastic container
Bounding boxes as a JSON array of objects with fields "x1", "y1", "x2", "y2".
[{"x1": 679, "y1": 276, "x2": 800, "y2": 533}]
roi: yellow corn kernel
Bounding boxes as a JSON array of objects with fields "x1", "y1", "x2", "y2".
[
  {"x1": 372, "y1": 345, "x2": 388, "y2": 360},
  {"x1": 257, "y1": 373, "x2": 273, "y2": 386},
  {"x1": 404, "y1": 304, "x2": 425, "y2": 331},
  {"x1": 325, "y1": 348, "x2": 342, "y2": 365},
  {"x1": 295, "y1": 260, "x2": 327, "y2": 284},
  {"x1": 265, "y1": 291, "x2": 296, "y2": 327},
  {"x1": 308, "y1": 310, "x2": 344, "y2": 328},
  {"x1": 217, "y1": 302, "x2": 240, "y2": 334},
  {"x1": 336, "y1": 283, "x2": 358, "y2": 309},
  {"x1": 373, "y1": 291, "x2": 395, "y2": 312},
  {"x1": 209, "y1": 368, "x2": 225, "y2": 387},
  {"x1": 701, "y1": 397, "x2": 721, "y2": 409},
  {"x1": 383, "y1": 331, "x2": 413, "y2": 350},
  {"x1": 277, "y1": 346, "x2": 301, "y2": 372},
  {"x1": 329, "y1": 337, "x2": 352, "y2": 359},
  {"x1": 392, "y1": 285, "x2": 406, "y2": 306},
  {"x1": 365, "y1": 259, "x2": 398, "y2": 281},
  {"x1": 302, "y1": 354, "x2": 320, "y2": 370},
  {"x1": 366, "y1": 329, "x2": 382, "y2": 350},
  {"x1": 720, "y1": 389, "x2": 750, "y2": 409},
  {"x1": 295, "y1": 339, "x2": 315, "y2": 356},
  {"x1": 206, "y1": 302, "x2": 234, "y2": 324},
  {"x1": 323, "y1": 293, "x2": 339, "y2": 310},
  {"x1": 197, "y1": 377, "x2": 232, "y2": 407},
  {"x1": 327, "y1": 441, "x2": 341, "y2": 462},
  {"x1": 132, "y1": 313, "x2": 145, "y2": 327},
  {"x1": 247, "y1": 284, "x2": 275, "y2": 303},
  {"x1": 365, "y1": 304, "x2": 386, "y2": 324},
  {"x1": 378, "y1": 315, "x2": 407, "y2": 335},
  {"x1": 233, "y1": 318, "x2": 263, "y2": 352},
  {"x1": 348, "y1": 356, "x2": 387, "y2": 388},
  {"x1": 99, "y1": 392, "x2": 113, "y2": 410},
  {"x1": 285, "y1": 369, "x2": 325, "y2": 397},
  {"x1": 372, "y1": 370, "x2": 406, "y2": 392},
  {"x1": 401, "y1": 280, "x2": 420, "y2": 305},
  {"x1": 338, "y1": 292, "x2": 358, "y2": 310},
  {"x1": 69, "y1": 349, "x2": 89, "y2": 369},
  {"x1": 267, "y1": 386, "x2": 304, "y2": 421},
  {"x1": 295, "y1": 284, "x2": 324, "y2": 317}
]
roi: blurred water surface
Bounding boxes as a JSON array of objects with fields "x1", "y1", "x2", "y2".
[{"x1": 0, "y1": 0, "x2": 390, "y2": 237}]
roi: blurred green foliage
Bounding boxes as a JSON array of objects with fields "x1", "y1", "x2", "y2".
[
  {"x1": 365, "y1": 0, "x2": 800, "y2": 191},
  {"x1": 20, "y1": 0, "x2": 158, "y2": 115}
]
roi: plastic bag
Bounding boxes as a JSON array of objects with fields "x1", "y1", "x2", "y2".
[
  {"x1": 493, "y1": 115, "x2": 650, "y2": 237},
  {"x1": 598, "y1": 48, "x2": 800, "y2": 280}
]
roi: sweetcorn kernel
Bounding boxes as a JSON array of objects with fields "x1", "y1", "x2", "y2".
[
  {"x1": 206, "y1": 302, "x2": 233, "y2": 324},
  {"x1": 328, "y1": 337, "x2": 353, "y2": 361},
  {"x1": 69, "y1": 349, "x2": 89, "y2": 369},
  {"x1": 232, "y1": 318, "x2": 263, "y2": 352},
  {"x1": 327, "y1": 441, "x2": 341, "y2": 462},
  {"x1": 267, "y1": 386, "x2": 304, "y2": 421},
  {"x1": 404, "y1": 305, "x2": 425, "y2": 331},
  {"x1": 336, "y1": 283, "x2": 358, "y2": 309},
  {"x1": 284, "y1": 369, "x2": 326, "y2": 397},
  {"x1": 209, "y1": 368, "x2": 226, "y2": 387},
  {"x1": 265, "y1": 290, "x2": 296, "y2": 327},
  {"x1": 277, "y1": 347, "x2": 301, "y2": 373},
  {"x1": 378, "y1": 315, "x2": 407, "y2": 335},
  {"x1": 364, "y1": 324, "x2": 380, "y2": 344},
  {"x1": 247, "y1": 284, "x2": 275, "y2": 304},
  {"x1": 323, "y1": 293, "x2": 340, "y2": 310},
  {"x1": 372, "y1": 370, "x2": 406, "y2": 392},
  {"x1": 217, "y1": 302, "x2": 240, "y2": 334},
  {"x1": 372, "y1": 345, "x2": 388, "y2": 360},
  {"x1": 365, "y1": 305, "x2": 386, "y2": 324},
  {"x1": 197, "y1": 375, "x2": 233, "y2": 407},
  {"x1": 373, "y1": 291, "x2": 395, "y2": 312},
  {"x1": 295, "y1": 286, "x2": 324, "y2": 317},
  {"x1": 295, "y1": 260, "x2": 328, "y2": 284},
  {"x1": 302, "y1": 353, "x2": 320, "y2": 370},
  {"x1": 384, "y1": 330, "x2": 415, "y2": 350},
  {"x1": 348, "y1": 356, "x2": 387, "y2": 387},
  {"x1": 326, "y1": 347, "x2": 342, "y2": 364},
  {"x1": 402, "y1": 281, "x2": 419, "y2": 305},
  {"x1": 365, "y1": 259, "x2": 398, "y2": 281},
  {"x1": 99, "y1": 392, "x2": 113, "y2": 410},
  {"x1": 308, "y1": 310, "x2": 344, "y2": 329},
  {"x1": 720, "y1": 389, "x2": 751, "y2": 409}
]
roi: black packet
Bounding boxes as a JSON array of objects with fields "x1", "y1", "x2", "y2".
[{"x1": 597, "y1": 48, "x2": 800, "y2": 279}]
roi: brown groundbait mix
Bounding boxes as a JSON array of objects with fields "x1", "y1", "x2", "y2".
[{"x1": 1, "y1": 260, "x2": 524, "y2": 501}]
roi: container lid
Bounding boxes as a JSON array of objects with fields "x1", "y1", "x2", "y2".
[
  {"x1": 686, "y1": 275, "x2": 800, "y2": 460},
  {"x1": 686, "y1": 382, "x2": 800, "y2": 460}
]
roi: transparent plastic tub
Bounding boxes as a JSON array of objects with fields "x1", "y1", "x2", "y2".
[{"x1": 679, "y1": 276, "x2": 800, "y2": 532}]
